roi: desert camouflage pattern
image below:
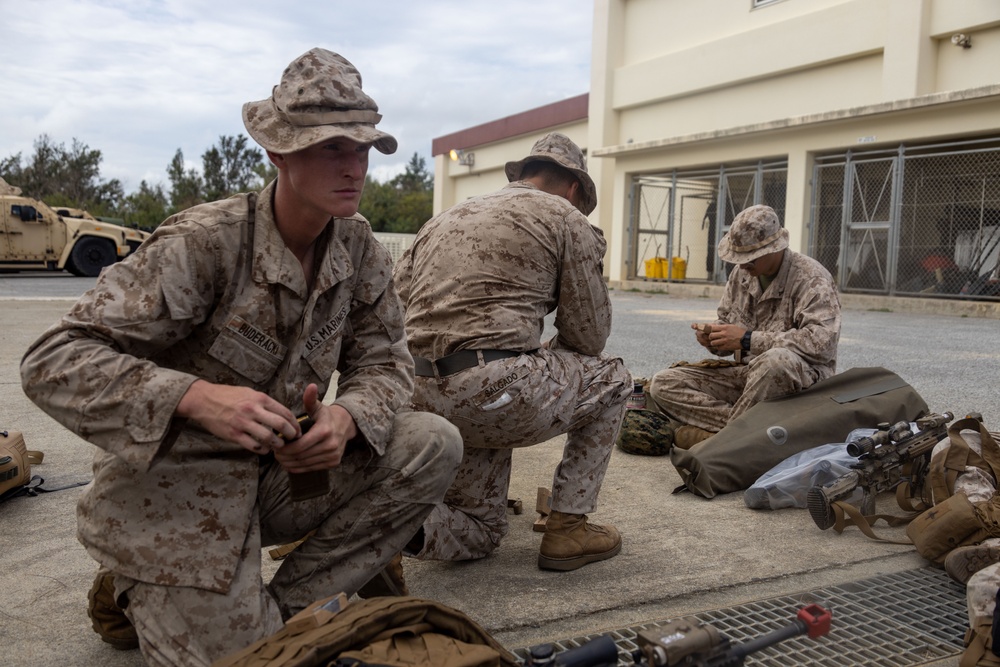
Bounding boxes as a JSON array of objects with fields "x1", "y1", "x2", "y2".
[
  {"x1": 0, "y1": 176, "x2": 21, "y2": 195},
  {"x1": 112, "y1": 411, "x2": 459, "y2": 666},
  {"x1": 393, "y1": 182, "x2": 631, "y2": 561},
  {"x1": 242, "y1": 48, "x2": 396, "y2": 155},
  {"x1": 20, "y1": 180, "x2": 462, "y2": 660},
  {"x1": 648, "y1": 249, "x2": 841, "y2": 432},
  {"x1": 964, "y1": 570, "x2": 1000, "y2": 667},
  {"x1": 717, "y1": 204, "x2": 790, "y2": 264},
  {"x1": 934, "y1": 429, "x2": 1000, "y2": 658},
  {"x1": 931, "y1": 429, "x2": 999, "y2": 503},
  {"x1": 503, "y1": 132, "x2": 597, "y2": 216}
]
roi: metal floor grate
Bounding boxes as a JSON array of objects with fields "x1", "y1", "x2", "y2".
[{"x1": 511, "y1": 567, "x2": 967, "y2": 666}]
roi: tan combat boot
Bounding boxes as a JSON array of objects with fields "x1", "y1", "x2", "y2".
[
  {"x1": 673, "y1": 425, "x2": 715, "y2": 450},
  {"x1": 357, "y1": 553, "x2": 409, "y2": 598},
  {"x1": 946, "y1": 545, "x2": 1000, "y2": 585},
  {"x1": 87, "y1": 571, "x2": 139, "y2": 650},
  {"x1": 538, "y1": 511, "x2": 621, "y2": 571}
]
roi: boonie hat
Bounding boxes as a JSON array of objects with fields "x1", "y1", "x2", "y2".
[
  {"x1": 504, "y1": 132, "x2": 597, "y2": 216},
  {"x1": 243, "y1": 48, "x2": 397, "y2": 155},
  {"x1": 718, "y1": 204, "x2": 789, "y2": 264}
]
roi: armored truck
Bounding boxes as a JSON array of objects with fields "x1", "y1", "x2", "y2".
[
  {"x1": 52, "y1": 206, "x2": 150, "y2": 256},
  {"x1": 0, "y1": 178, "x2": 149, "y2": 277}
]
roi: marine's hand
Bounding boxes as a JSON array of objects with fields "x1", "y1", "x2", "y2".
[
  {"x1": 175, "y1": 379, "x2": 300, "y2": 455},
  {"x1": 691, "y1": 322, "x2": 714, "y2": 348},
  {"x1": 707, "y1": 324, "x2": 747, "y2": 352},
  {"x1": 274, "y1": 383, "x2": 358, "y2": 473}
]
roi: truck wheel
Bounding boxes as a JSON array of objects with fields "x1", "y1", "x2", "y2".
[{"x1": 67, "y1": 238, "x2": 116, "y2": 277}]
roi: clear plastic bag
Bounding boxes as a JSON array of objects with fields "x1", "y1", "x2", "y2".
[{"x1": 743, "y1": 429, "x2": 877, "y2": 510}]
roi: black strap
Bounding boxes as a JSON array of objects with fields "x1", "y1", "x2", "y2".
[
  {"x1": 0, "y1": 474, "x2": 90, "y2": 503},
  {"x1": 413, "y1": 349, "x2": 525, "y2": 378},
  {"x1": 831, "y1": 374, "x2": 908, "y2": 403},
  {"x1": 993, "y1": 588, "x2": 1000, "y2": 656}
]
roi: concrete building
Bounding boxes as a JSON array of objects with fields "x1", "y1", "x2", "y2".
[{"x1": 432, "y1": 0, "x2": 1000, "y2": 302}]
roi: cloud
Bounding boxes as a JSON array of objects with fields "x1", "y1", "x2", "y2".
[{"x1": 1, "y1": 0, "x2": 592, "y2": 192}]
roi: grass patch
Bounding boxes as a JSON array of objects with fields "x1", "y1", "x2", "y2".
[{"x1": 867, "y1": 307, "x2": 893, "y2": 313}]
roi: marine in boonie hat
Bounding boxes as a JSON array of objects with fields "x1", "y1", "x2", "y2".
[
  {"x1": 718, "y1": 204, "x2": 789, "y2": 265},
  {"x1": 504, "y1": 132, "x2": 597, "y2": 216},
  {"x1": 242, "y1": 48, "x2": 397, "y2": 155}
]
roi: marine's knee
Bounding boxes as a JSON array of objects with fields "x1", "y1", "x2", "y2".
[
  {"x1": 386, "y1": 412, "x2": 463, "y2": 496},
  {"x1": 649, "y1": 368, "x2": 683, "y2": 399},
  {"x1": 747, "y1": 347, "x2": 808, "y2": 377}
]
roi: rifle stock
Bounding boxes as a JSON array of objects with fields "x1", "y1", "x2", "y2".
[{"x1": 807, "y1": 470, "x2": 866, "y2": 530}]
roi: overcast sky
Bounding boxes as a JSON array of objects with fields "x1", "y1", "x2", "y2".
[{"x1": 1, "y1": 1, "x2": 593, "y2": 192}]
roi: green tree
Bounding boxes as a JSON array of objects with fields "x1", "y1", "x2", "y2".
[
  {"x1": 392, "y1": 153, "x2": 433, "y2": 194},
  {"x1": 202, "y1": 135, "x2": 265, "y2": 201},
  {"x1": 167, "y1": 149, "x2": 204, "y2": 212},
  {"x1": 358, "y1": 176, "x2": 396, "y2": 232},
  {"x1": 255, "y1": 159, "x2": 278, "y2": 186},
  {"x1": 383, "y1": 152, "x2": 433, "y2": 233},
  {"x1": 0, "y1": 134, "x2": 124, "y2": 212},
  {"x1": 121, "y1": 180, "x2": 169, "y2": 230},
  {"x1": 388, "y1": 189, "x2": 433, "y2": 234}
]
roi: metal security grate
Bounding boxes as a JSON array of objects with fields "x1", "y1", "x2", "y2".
[{"x1": 512, "y1": 567, "x2": 967, "y2": 666}]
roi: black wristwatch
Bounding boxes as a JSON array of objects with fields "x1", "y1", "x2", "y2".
[{"x1": 741, "y1": 330, "x2": 752, "y2": 352}]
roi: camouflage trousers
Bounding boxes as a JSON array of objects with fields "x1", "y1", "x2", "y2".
[
  {"x1": 647, "y1": 348, "x2": 820, "y2": 432},
  {"x1": 935, "y1": 422, "x2": 999, "y2": 631},
  {"x1": 935, "y1": 427, "x2": 1000, "y2": 663},
  {"x1": 112, "y1": 411, "x2": 461, "y2": 667},
  {"x1": 409, "y1": 348, "x2": 631, "y2": 561}
]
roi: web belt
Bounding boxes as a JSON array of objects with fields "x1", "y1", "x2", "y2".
[{"x1": 413, "y1": 349, "x2": 525, "y2": 378}]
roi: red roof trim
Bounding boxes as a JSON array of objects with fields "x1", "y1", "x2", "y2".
[{"x1": 431, "y1": 93, "x2": 589, "y2": 156}]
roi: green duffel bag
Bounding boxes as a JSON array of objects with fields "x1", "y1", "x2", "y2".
[{"x1": 669, "y1": 366, "x2": 929, "y2": 499}]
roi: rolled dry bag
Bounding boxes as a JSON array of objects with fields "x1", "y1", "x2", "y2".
[{"x1": 669, "y1": 366, "x2": 929, "y2": 498}]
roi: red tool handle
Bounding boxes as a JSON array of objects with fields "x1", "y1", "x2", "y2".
[{"x1": 797, "y1": 604, "x2": 832, "y2": 639}]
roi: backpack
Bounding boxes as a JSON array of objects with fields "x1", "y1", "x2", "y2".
[
  {"x1": 212, "y1": 595, "x2": 520, "y2": 667},
  {"x1": 0, "y1": 429, "x2": 89, "y2": 502},
  {"x1": 0, "y1": 430, "x2": 44, "y2": 501},
  {"x1": 906, "y1": 417, "x2": 1000, "y2": 565}
]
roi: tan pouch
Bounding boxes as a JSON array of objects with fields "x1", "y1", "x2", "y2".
[
  {"x1": 0, "y1": 431, "x2": 43, "y2": 499},
  {"x1": 906, "y1": 492, "x2": 988, "y2": 566}
]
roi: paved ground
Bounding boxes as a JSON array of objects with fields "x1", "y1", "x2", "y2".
[{"x1": 2, "y1": 272, "x2": 998, "y2": 666}]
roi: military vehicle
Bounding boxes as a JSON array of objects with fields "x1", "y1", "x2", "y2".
[
  {"x1": 51, "y1": 206, "x2": 150, "y2": 256},
  {"x1": 0, "y1": 178, "x2": 151, "y2": 277}
]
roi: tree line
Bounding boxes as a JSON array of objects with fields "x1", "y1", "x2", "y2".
[{"x1": 0, "y1": 134, "x2": 433, "y2": 233}]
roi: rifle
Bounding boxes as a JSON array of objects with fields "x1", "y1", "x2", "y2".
[
  {"x1": 523, "y1": 604, "x2": 832, "y2": 667},
  {"x1": 806, "y1": 411, "x2": 953, "y2": 530}
]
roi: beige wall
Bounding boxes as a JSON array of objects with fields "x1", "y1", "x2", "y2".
[
  {"x1": 433, "y1": 120, "x2": 589, "y2": 211},
  {"x1": 590, "y1": 0, "x2": 1000, "y2": 282},
  {"x1": 433, "y1": 0, "x2": 1000, "y2": 285}
]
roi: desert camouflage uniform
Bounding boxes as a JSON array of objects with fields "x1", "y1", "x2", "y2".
[
  {"x1": 648, "y1": 249, "x2": 841, "y2": 432},
  {"x1": 937, "y1": 429, "x2": 1000, "y2": 664},
  {"x1": 20, "y1": 181, "x2": 461, "y2": 665},
  {"x1": 393, "y1": 181, "x2": 631, "y2": 561}
]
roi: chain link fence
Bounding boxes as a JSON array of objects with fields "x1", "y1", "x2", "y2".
[
  {"x1": 629, "y1": 137, "x2": 1000, "y2": 301},
  {"x1": 812, "y1": 138, "x2": 1000, "y2": 300},
  {"x1": 629, "y1": 162, "x2": 787, "y2": 284}
]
